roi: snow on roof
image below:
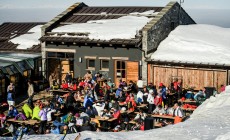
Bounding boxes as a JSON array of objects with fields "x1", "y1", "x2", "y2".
[
  {"x1": 9, "y1": 25, "x2": 43, "y2": 49},
  {"x1": 52, "y1": 15, "x2": 152, "y2": 40},
  {"x1": 151, "y1": 24, "x2": 230, "y2": 65},
  {"x1": 6, "y1": 86, "x2": 230, "y2": 139}
]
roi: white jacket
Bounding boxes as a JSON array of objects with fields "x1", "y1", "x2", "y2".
[
  {"x1": 137, "y1": 91, "x2": 143, "y2": 102},
  {"x1": 93, "y1": 103, "x2": 105, "y2": 117},
  {"x1": 147, "y1": 94, "x2": 154, "y2": 104}
]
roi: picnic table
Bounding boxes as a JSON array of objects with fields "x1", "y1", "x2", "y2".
[
  {"x1": 178, "y1": 99, "x2": 196, "y2": 104},
  {"x1": 119, "y1": 102, "x2": 127, "y2": 107},
  {"x1": 136, "y1": 104, "x2": 148, "y2": 108},
  {"x1": 7, "y1": 118, "x2": 39, "y2": 125},
  {"x1": 152, "y1": 114, "x2": 175, "y2": 120},
  {"x1": 49, "y1": 89, "x2": 70, "y2": 95}
]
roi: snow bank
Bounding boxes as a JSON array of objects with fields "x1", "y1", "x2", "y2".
[
  {"x1": 151, "y1": 24, "x2": 230, "y2": 65},
  {"x1": 52, "y1": 16, "x2": 152, "y2": 40},
  {"x1": 9, "y1": 25, "x2": 43, "y2": 49},
  {"x1": 2, "y1": 86, "x2": 230, "y2": 140}
]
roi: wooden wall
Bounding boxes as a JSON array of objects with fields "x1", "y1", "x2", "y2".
[
  {"x1": 126, "y1": 61, "x2": 139, "y2": 83},
  {"x1": 148, "y1": 64, "x2": 227, "y2": 92}
]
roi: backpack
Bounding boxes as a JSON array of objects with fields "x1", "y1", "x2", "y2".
[{"x1": 15, "y1": 113, "x2": 27, "y2": 121}]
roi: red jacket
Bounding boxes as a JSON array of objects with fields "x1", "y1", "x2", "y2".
[
  {"x1": 154, "y1": 96, "x2": 162, "y2": 106},
  {"x1": 113, "y1": 110, "x2": 121, "y2": 119},
  {"x1": 62, "y1": 83, "x2": 68, "y2": 89}
]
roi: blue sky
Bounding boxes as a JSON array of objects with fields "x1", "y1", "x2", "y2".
[{"x1": 0, "y1": 0, "x2": 230, "y2": 27}]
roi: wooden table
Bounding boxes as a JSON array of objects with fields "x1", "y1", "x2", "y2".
[
  {"x1": 7, "y1": 118, "x2": 39, "y2": 125},
  {"x1": 121, "y1": 110, "x2": 134, "y2": 114},
  {"x1": 136, "y1": 104, "x2": 148, "y2": 108},
  {"x1": 54, "y1": 113, "x2": 63, "y2": 117},
  {"x1": 119, "y1": 102, "x2": 127, "y2": 106},
  {"x1": 178, "y1": 99, "x2": 196, "y2": 104},
  {"x1": 181, "y1": 107, "x2": 196, "y2": 111},
  {"x1": 49, "y1": 89, "x2": 70, "y2": 95},
  {"x1": 152, "y1": 114, "x2": 175, "y2": 120}
]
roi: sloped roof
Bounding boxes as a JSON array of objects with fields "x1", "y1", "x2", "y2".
[
  {"x1": 150, "y1": 24, "x2": 230, "y2": 68},
  {"x1": 0, "y1": 22, "x2": 45, "y2": 52},
  {"x1": 41, "y1": 4, "x2": 163, "y2": 47},
  {"x1": 62, "y1": 6, "x2": 163, "y2": 24}
]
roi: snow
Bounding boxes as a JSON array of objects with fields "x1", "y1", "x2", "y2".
[
  {"x1": 151, "y1": 24, "x2": 230, "y2": 65},
  {"x1": 3, "y1": 85, "x2": 230, "y2": 140},
  {"x1": 9, "y1": 25, "x2": 43, "y2": 49},
  {"x1": 130, "y1": 10, "x2": 156, "y2": 16},
  {"x1": 52, "y1": 16, "x2": 152, "y2": 40}
]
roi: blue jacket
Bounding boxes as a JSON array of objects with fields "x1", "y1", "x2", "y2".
[
  {"x1": 13, "y1": 126, "x2": 27, "y2": 140},
  {"x1": 51, "y1": 127, "x2": 60, "y2": 134},
  {"x1": 115, "y1": 88, "x2": 122, "y2": 97},
  {"x1": 53, "y1": 120, "x2": 65, "y2": 128},
  {"x1": 83, "y1": 96, "x2": 94, "y2": 108},
  {"x1": 7, "y1": 92, "x2": 14, "y2": 101},
  {"x1": 8, "y1": 107, "x2": 18, "y2": 117},
  {"x1": 161, "y1": 87, "x2": 167, "y2": 100}
]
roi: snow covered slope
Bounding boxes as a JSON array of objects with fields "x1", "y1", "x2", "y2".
[
  {"x1": 2, "y1": 86, "x2": 230, "y2": 140},
  {"x1": 151, "y1": 24, "x2": 230, "y2": 65}
]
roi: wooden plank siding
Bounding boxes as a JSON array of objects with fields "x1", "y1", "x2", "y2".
[
  {"x1": 126, "y1": 61, "x2": 139, "y2": 83},
  {"x1": 148, "y1": 64, "x2": 227, "y2": 92}
]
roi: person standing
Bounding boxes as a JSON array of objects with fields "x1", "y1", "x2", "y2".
[
  {"x1": 7, "y1": 82, "x2": 15, "y2": 93},
  {"x1": 27, "y1": 81, "x2": 34, "y2": 97},
  {"x1": 65, "y1": 72, "x2": 72, "y2": 87},
  {"x1": 49, "y1": 73, "x2": 55, "y2": 89},
  {"x1": 38, "y1": 106, "x2": 48, "y2": 134},
  {"x1": 7, "y1": 88, "x2": 15, "y2": 110},
  {"x1": 147, "y1": 90, "x2": 155, "y2": 114}
]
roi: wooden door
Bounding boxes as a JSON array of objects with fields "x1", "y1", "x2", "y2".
[{"x1": 114, "y1": 60, "x2": 138, "y2": 87}]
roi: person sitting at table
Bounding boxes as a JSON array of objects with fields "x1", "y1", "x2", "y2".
[
  {"x1": 63, "y1": 112, "x2": 75, "y2": 124},
  {"x1": 111, "y1": 99, "x2": 120, "y2": 111},
  {"x1": 154, "y1": 92, "x2": 163, "y2": 107},
  {"x1": 61, "y1": 80, "x2": 69, "y2": 90},
  {"x1": 56, "y1": 95, "x2": 64, "y2": 104},
  {"x1": 185, "y1": 89, "x2": 194, "y2": 99},
  {"x1": 129, "y1": 80, "x2": 137, "y2": 93},
  {"x1": 173, "y1": 103, "x2": 184, "y2": 118},
  {"x1": 32, "y1": 103, "x2": 41, "y2": 120},
  {"x1": 133, "y1": 109, "x2": 147, "y2": 123},
  {"x1": 0, "y1": 110, "x2": 6, "y2": 128},
  {"x1": 22, "y1": 103, "x2": 33, "y2": 119},
  {"x1": 7, "y1": 105, "x2": 18, "y2": 118},
  {"x1": 83, "y1": 94, "x2": 94, "y2": 109},
  {"x1": 85, "y1": 106, "x2": 95, "y2": 118},
  {"x1": 153, "y1": 105, "x2": 166, "y2": 115},
  {"x1": 115, "y1": 85, "x2": 123, "y2": 98},
  {"x1": 101, "y1": 109, "x2": 112, "y2": 119},
  {"x1": 137, "y1": 90, "x2": 144, "y2": 104},
  {"x1": 93, "y1": 102, "x2": 105, "y2": 117},
  {"x1": 127, "y1": 96, "x2": 136, "y2": 112},
  {"x1": 164, "y1": 104, "x2": 174, "y2": 116},
  {"x1": 194, "y1": 89, "x2": 206, "y2": 102}
]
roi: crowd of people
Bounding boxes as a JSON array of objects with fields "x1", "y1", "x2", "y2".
[{"x1": 0, "y1": 71, "x2": 219, "y2": 139}]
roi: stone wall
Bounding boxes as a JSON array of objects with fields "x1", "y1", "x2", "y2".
[{"x1": 141, "y1": 1, "x2": 196, "y2": 85}]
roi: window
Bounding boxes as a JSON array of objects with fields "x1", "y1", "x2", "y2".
[
  {"x1": 100, "y1": 60, "x2": 109, "y2": 71},
  {"x1": 116, "y1": 61, "x2": 126, "y2": 78},
  {"x1": 87, "y1": 59, "x2": 95, "y2": 70}
]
